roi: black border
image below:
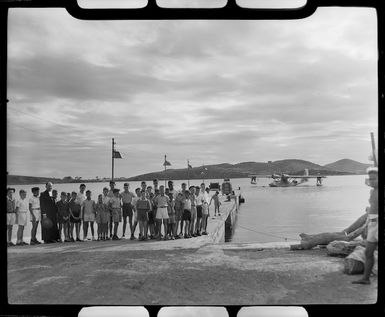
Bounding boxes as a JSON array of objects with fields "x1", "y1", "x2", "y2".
[{"x1": 1, "y1": 0, "x2": 383, "y2": 316}]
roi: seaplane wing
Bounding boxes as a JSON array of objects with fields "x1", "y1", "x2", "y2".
[
  {"x1": 248, "y1": 174, "x2": 273, "y2": 178},
  {"x1": 285, "y1": 175, "x2": 327, "y2": 178}
]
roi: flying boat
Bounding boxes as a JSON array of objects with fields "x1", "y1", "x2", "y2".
[{"x1": 248, "y1": 169, "x2": 326, "y2": 187}]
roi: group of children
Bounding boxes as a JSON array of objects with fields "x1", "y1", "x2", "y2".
[{"x1": 6, "y1": 179, "x2": 222, "y2": 246}]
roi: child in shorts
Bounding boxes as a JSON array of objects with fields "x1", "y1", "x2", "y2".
[
  {"x1": 189, "y1": 186, "x2": 197, "y2": 237},
  {"x1": 209, "y1": 191, "x2": 221, "y2": 217},
  {"x1": 167, "y1": 193, "x2": 176, "y2": 240},
  {"x1": 136, "y1": 190, "x2": 151, "y2": 241},
  {"x1": 108, "y1": 188, "x2": 122, "y2": 240},
  {"x1": 69, "y1": 191, "x2": 82, "y2": 242},
  {"x1": 15, "y1": 189, "x2": 29, "y2": 245},
  {"x1": 57, "y1": 192, "x2": 70, "y2": 242},
  {"x1": 145, "y1": 187, "x2": 156, "y2": 239},
  {"x1": 174, "y1": 192, "x2": 185, "y2": 239},
  {"x1": 95, "y1": 194, "x2": 108, "y2": 241},
  {"x1": 82, "y1": 190, "x2": 96, "y2": 241},
  {"x1": 29, "y1": 187, "x2": 42, "y2": 245},
  {"x1": 7, "y1": 187, "x2": 16, "y2": 247}
]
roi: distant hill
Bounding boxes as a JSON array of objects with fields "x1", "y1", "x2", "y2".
[
  {"x1": 323, "y1": 159, "x2": 371, "y2": 174},
  {"x1": 126, "y1": 158, "x2": 365, "y2": 181},
  {"x1": 8, "y1": 158, "x2": 370, "y2": 185},
  {"x1": 7, "y1": 175, "x2": 64, "y2": 186}
]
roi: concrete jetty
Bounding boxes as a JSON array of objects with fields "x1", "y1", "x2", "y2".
[{"x1": 7, "y1": 194, "x2": 377, "y2": 305}]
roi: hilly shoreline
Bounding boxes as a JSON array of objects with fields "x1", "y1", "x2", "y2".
[{"x1": 7, "y1": 159, "x2": 371, "y2": 185}]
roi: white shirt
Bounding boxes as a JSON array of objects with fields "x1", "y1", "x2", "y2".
[
  {"x1": 29, "y1": 196, "x2": 40, "y2": 209},
  {"x1": 102, "y1": 195, "x2": 111, "y2": 205},
  {"x1": 16, "y1": 198, "x2": 29, "y2": 212},
  {"x1": 196, "y1": 190, "x2": 207, "y2": 206},
  {"x1": 76, "y1": 191, "x2": 86, "y2": 205}
]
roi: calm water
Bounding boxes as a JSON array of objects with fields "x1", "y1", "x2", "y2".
[{"x1": 8, "y1": 175, "x2": 369, "y2": 243}]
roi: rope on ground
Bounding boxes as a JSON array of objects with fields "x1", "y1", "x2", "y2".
[{"x1": 236, "y1": 224, "x2": 299, "y2": 242}]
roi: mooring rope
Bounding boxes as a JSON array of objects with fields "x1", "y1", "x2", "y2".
[{"x1": 235, "y1": 223, "x2": 299, "y2": 242}]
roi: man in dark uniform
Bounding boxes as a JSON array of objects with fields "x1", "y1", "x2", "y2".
[{"x1": 40, "y1": 182, "x2": 60, "y2": 243}]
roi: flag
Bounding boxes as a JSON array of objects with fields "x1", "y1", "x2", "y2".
[
  {"x1": 113, "y1": 150, "x2": 122, "y2": 159},
  {"x1": 163, "y1": 155, "x2": 171, "y2": 166},
  {"x1": 188, "y1": 161, "x2": 192, "y2": 169}
]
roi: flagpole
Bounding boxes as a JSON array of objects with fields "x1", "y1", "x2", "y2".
[
  {"x1": 164, "y1": 155, "x2": 167, "y2": 187},
  {"x1": 202, "y1": 161, "x2": 205, "y2": 183},
  {"x1": 112, "y1": 138, "x2": 115, "y2": 182},
  {"x1": 187, "y1": 160, "x2": 190, "y2": 188}
]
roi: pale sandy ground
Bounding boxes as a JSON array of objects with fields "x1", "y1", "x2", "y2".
[{"x1": 7, "y1": 238, "x2": 377, "y2": 305}]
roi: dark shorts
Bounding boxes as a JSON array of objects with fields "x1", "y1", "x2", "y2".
[
  {"x1": 70, "y1": 210, "x2": 81, "y2": 223},
  {"x1": 182, "y1": 209, "x2": 191, "y2": 222},
  {"x1": 196, "y1": 205, "x2": 203, "y2": 218},
  {"x1": 137, "y1": 209, "x2": 148, "y2": 222},
  {"x1": 122, "y1": 203, "x2": 133, "y2": 218},
  {"x1": 70, "y1": 216, "x2": 81, "y2": 223},
  {"x1": 175, "y1": 208, "x2": 183, "y2": 221},
  {"x1": 148, "y1": 209, "x2": 155, "y2": 224},
  {"x1": 58, "y1": 216, "x2": 69, "y2": 224}
]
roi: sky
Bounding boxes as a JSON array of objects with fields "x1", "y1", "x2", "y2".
[{"x1": 7, "y1": 6, "x2": 378, "y2": 179}]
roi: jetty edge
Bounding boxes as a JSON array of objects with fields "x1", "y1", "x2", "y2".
[{"x1": 7, "y1": 193, "x2": 376, "y2": 305}]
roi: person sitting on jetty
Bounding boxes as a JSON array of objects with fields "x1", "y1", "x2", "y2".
[
  {"x1": 353, "y1": 166, "x2": 378, "y2": 285},
  {"x1": 7, "y1": 187, "x2": 16, "y2": 246},
  {"x1": 109, "y1": 188, "x2": 122, "y2": 240},
  {"x1": 69, "y1": 191, "x2": 82, "y2": 242},
  {"x1": 121, "y1": 183, "x2": 136, "y2": 240},
  {"x1": 15, "y1": 189, "x2": 29, "y2": 245},
  {"x1": 29, "y1": 187, "x2": 42, "y2": 245},
  {"x1": 182, "y1": 190, "x2": 192, "y2": 238},
  {"x1": 82, "y1": 190, "x2": 96, "y2": 241},
  {"x1": 154, "y1": 185, "x2": 170, "y2": 240},
  {"x1": 209, "y1": 191, "x2": 221, "y2": 217},
  {"x1": 57, "y1": 192, "x2": 70, "y2": 242},
  {"x1": 136, "y1": 190, "x2": 151, "y2": 241}
]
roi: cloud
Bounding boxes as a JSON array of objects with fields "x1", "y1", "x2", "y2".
[{"x1": 6, "y1": 7, "x2": 378, "y2": 177}]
